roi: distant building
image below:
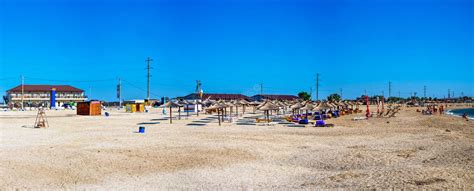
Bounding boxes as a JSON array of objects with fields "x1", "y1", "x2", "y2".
[
  {"x1": 181, "y1": 93, "x2": 249, "y2": 101},
  {"x1": 250, "y1": 94, "x2": 299, "y2": 101},
  {"x1": 180, "y1": 93, "x2": 298, "y2": 102},
  {"x1": 5, "y1": 85, "x2": 86, "y2": 108}
]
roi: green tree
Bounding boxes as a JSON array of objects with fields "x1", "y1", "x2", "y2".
[
  {"x1": 327, "y1": 93, "x2": 341, "y2": 102},
  {"x1": 298, "y1": 91, "x2": 311, "y2": 101}
]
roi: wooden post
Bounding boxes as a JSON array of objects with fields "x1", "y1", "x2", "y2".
[
  {"x1": 218, "y1": 108, "x2": 221, "y2": 126},
  {"x1": 366, "y1": 96, "x2": 370, "y2": 118},
  {"x1": 169, "y1": 106, "x2": 173, "y2": 124}
]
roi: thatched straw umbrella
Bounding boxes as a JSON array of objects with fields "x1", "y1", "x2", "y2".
[
  {"x1": 206, "y1": 104, "x2": 223, "y2": 126},
  {"x1": 239, "y1": 99, "x2": 250, "y2": 114},
  {"x1": 249, "y1": 101, "x2": 261, "y2": 113},
  {"x1": 274, "y1": 101, "x2": 287, "y2": 115},
  {"x1": 232, "y1": 100, "x2": 242, "y2": 116},
  {"x1": 258, "y1": 101, "x2": 279, "y2": 124},
  {"x1": 161, "y1": 101, "x2": 182, "y2": 124},
  {"x1": 290, "y1": 102, "x2": 303, "y2": 115},
  {"x1": 194, "y1": 99, "x2": 203, "y2": 116},
  {"x1": 179, "y1": 100, "x2": 190, "y2": 117},
  {"x1": 300, "y1": 102, "x2": 314, "y2": 119},
  {"x1": 319, "y1": 102, "x2": 334, "y2": 111},
  {"x1": 224, "y1": 101, "x2": 234, "y2": 118}
]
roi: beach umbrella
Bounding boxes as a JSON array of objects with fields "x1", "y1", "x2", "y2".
[
  {"x1": 290, "y1": 102, "x2": 303, "y2": 115},
  {"x1": 317, "y1": 102, "x2": 333, "y2": 111},
  {"x1": 179, "y1": 100, "x2": 191, "y2": 117},
  {"x1": 258, "y1": 101, "x2": 279, "y2": 124},
  {"x1": 300, "y1": 103, "x2": 314, "y2": 119},
  {"x1": 161, "y1": 101, "x2": 182, "y2": 124},
  {"x1": 232, "y1": 100, "x2": 242, "y2": 116},
  {"x1": 207, "y1": 104, "x2": 224, "y2": 126},
  {"x1": 249, "y1": 101, "x2": 261, "y2": 113},
  {"x1": 239, "y1": 99, "x2": 250, "y2": 114},
  {"x1": 193, "y1": 99, "x2": 203, "y2": 116}
]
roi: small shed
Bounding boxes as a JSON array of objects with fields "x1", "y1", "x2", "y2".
[
  {"x1": 126, "y1": 103, "x2": 145, "y2": 113},
  {"x1": 77, "y1": 101, "x2": 101, "y2": 115},
  {"x1": 136, "y1": 103, "x2": 145, "y2": 112}
]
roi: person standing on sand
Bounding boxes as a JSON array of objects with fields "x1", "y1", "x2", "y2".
[{"x1": 462, "y1": 113, "x2": 469, "y2": 121}]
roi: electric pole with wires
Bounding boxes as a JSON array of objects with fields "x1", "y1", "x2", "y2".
[{"x1": 146, "y1": 57, "x2": 153, "y2": 100}]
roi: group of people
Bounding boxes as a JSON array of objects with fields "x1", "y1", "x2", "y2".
[{"x1": 420, "y1": 105, "x2": 445, "y2": 115}]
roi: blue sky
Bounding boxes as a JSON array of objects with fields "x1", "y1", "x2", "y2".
[{"x1": 1, "y1": 0, "x2": 473, "y2": 101}]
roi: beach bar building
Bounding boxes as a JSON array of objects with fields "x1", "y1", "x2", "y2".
[{"x1": 5, "y1": 85, "x2": 86, "y2": 108}]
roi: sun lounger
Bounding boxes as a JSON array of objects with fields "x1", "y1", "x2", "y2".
[
  {"x1": 315, "y1": 120, "x2": 334, "y2": 127},
  {"x1": 299, "y1": 119, "x2": 309, "y2": 124},
  {"x1": 256, "y1": 118, "x2": 272, "y2": 123}
]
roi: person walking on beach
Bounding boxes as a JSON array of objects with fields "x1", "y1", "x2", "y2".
[{"x1": 462, "y1": 113, "x2": 469, "y2": 121}]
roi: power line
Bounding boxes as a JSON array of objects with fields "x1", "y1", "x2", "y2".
[
  {"x1": 122, "y1": 79, "x2": 161, "y2": 98},
  {"x1": 24, "y1": 76, "x2": 115, "y2": 83}
]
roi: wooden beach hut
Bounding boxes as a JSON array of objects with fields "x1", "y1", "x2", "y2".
[{"x1": 77, "y1": 101, "x2": 101, "y2": 115}]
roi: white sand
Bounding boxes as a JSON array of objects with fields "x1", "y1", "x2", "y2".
[{"x1": 0, "y1": 106, "x2": 472, "y2": 189}]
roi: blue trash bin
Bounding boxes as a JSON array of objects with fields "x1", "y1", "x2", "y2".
[{"x1": 138, "y1": 126, "x2": 145, "y2": 133}]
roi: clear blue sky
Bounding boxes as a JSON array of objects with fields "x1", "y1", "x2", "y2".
[{"x1": 1, "y1": 0, "x2": 473, "y2": 101}]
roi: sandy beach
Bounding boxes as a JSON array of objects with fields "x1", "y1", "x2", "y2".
[{"x1": 0, "y1": 106, "x2": 473, "y2": 189}]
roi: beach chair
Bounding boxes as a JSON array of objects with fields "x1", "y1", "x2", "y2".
[
  {"x1": 313, "y1": 115, "x2": 322, "y2": 120},
  {"x1": 298, "y1": 119, "x2": 309, "y2": 124},
  {"x1": 315, "y1": 120, "x2": 334, "y2": 127},
  {"x1": 256, "y1": 118, "x2": 272, "y2": 123}
]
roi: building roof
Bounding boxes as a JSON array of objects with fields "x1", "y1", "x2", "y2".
[
  {"x1": 7, "y1": 85, "x2": 84, "y2": 93},
  {"x1": 251, "y1": 94, "x2": 299, "y2": 100},
  {"x1": 182, "y1": 93, "x2": 249, "y2": 100}
]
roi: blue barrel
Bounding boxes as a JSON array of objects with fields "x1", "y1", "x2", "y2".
[{"x1": 138, "y1": 126, "x2": 145, "y2": 133}]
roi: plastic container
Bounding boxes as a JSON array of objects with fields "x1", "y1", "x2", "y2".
[{"x1": 138, "y1": 126, "x2": 145, "y2": 133}]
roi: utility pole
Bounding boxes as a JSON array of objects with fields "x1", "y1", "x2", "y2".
[
  {"x1": 310, "y1": 87, "x2": 313, "y2": 100},
  {"x1": 117, "y1": 78, "x2": 122, "y2": 108},
  {"x1": 145, "y1": 57, "x2": 153, "y2": 100},
  {"x1": 448, "y1": 89, "x2": 450, "y2": 98},
  {"x1": 388, "y1": 81, "x2": 392, "y2": 98},
  {"x1": 423, "y1": 85, "x2": 426, "y2": 98},
  {"x1": 398, "y1": 91, "x2": 401, "y2": 98},
  {"x1": 340, "y1": 88, "x2": 343, "y2": 100},
  {"x1": 21, "y1": 75, "x2": 24, "y2": 110},
  {"x1": 316, "y1": 73, "x2": 320, "y2": 101},
  {"x1": 260, "y1": 83, "x2": 263, "y2": 95}
]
